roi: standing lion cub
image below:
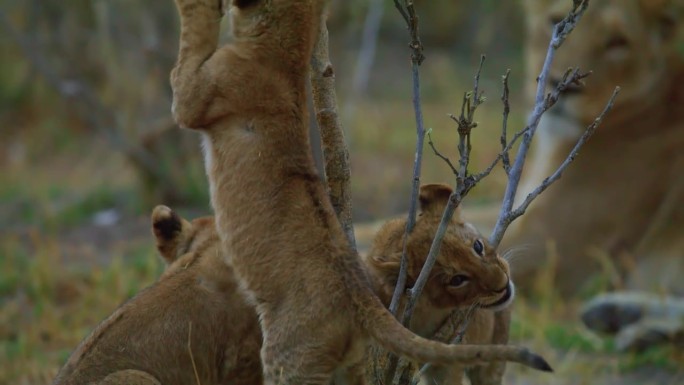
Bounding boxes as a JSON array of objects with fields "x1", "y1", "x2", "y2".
[{"x1": 169, "y1": 0, "x2": 550, "y2": 383}]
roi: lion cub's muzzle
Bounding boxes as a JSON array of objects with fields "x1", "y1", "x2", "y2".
[{"x1": 483, "y1": 281, "x2": 515, "y2": 311}]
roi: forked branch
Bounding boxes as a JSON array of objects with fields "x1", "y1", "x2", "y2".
[
  {"x1": 401, "y1": 56, "x2": 487, "y2": 328},
  {"x1": 388, "y1": 1, "x2": 618, "y2": 384},
  {"x1": 489, "y1": 0, "x2": 594, "y2": 247}
]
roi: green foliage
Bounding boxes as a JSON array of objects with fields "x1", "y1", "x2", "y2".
[{"x1": 619, "y1": 345, "x2": 679, "y2": 371}]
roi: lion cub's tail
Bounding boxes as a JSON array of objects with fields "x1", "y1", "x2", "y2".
[{"x1": 353, "y1": 289, "x2": 552, "y2": 372}]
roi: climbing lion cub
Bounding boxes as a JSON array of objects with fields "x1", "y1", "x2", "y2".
[{"x1": 170, "y1": 0, "x2": 551, "y2": 384}]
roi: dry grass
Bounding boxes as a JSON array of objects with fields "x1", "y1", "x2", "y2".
[{"x1": 0, "y1": 231, "x2": 162, "y2": 384}]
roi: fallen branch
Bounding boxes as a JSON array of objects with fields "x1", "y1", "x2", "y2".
[{"x1": 310, "y1": 18, "x2": 356, "y2": 249}]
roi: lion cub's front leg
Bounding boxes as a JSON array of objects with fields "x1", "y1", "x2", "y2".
[{"x1": 170, "y1": 0, "x2": 229, "y2": 129}]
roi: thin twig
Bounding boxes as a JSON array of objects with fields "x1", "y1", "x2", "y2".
[
  {"x1": 489, "y1": 0, "x2": 592, "y2": 247},
  {"x1": 399, "y1": 56, "x2": 488, "y2": 332},
  {"x1": 400, "y1": 193, "x2": 459, "y2": 327},
  {"x1": 386, "y1": 2, "x2": 427, "y2": 382},
  {"x1": 310, "y1": 19, "x2": 357, "y2": 250},
  {"x1": 411, "y1": 303, "x2": 480, "y2": 385},
  {"x1": 507, "y1": 87, "x2": 620, "y2": 222},
  {"x1": 389, "y1": 0, "x2": 427, "y2": 316},
  {"x1": 396, "y1": 59, "x2": 489, "y2": 371},
  {"x1": 427, "y1": 130, "x2": 458, "y2": 175},
  {"x1": 187, "y1": 322, "x2": 201, "y2": 385},
  {"x1": 500, "y1": 69, "x2": 512, "y2": 174}
]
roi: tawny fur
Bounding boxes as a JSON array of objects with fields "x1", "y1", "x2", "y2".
[
  {"x1": 53, "y1": 196, "x2": 518, "y2": 385},
  {"x1": 365, "y1": 184, "x2": 514, "y2": 385},
  {"x1": 52, "y1": 206, "x2": 263, "y2": 385},
  {"x1": 507, "y1": 0, "x2": 684, "y2": 296},
  {"x1": 169, "y1": 1, "x2": 551, "y2": 383}
]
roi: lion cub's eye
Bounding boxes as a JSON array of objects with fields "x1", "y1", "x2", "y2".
[
  {"x1": 473, "y1": 239, "x2": 484, "y2": 256},
  {"x1": 448, "y1": 275, "x2": 470, "y2": 288}
]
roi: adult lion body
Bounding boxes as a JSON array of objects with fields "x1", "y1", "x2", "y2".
[
  {"x1": 509, "y1": 0, "x2": 684, "y2": 295},
  {"x1": 169, "y1": 0, "x2": 550, "y2": 383}
]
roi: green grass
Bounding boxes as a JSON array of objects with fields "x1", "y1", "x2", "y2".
[{"x1": 0, "y1": 232, "x2": 161, "y2": 384}]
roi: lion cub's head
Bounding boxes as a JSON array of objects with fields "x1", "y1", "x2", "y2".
[
  {"x1": 365, "y1": 184, "x2": 514, "y2": 312},
  {"x1": 524, "y1": 0, "x2": 683, "y2": 127},
  {"x1": 151, "y1": 205, "x2": 218, "y2": 271}
]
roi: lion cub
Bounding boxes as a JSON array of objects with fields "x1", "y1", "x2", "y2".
[
  {"x1": 366, "y1": 184, "x2": 513, "y2": 385},
  {"x1": 52, "y1": 206, "x2": 262, "y2": 385},
  {"x1": 54, "y1": 185, "x2": 520, "y2": 385},
  {"x1": 153, "y1": 184, "x2": 511, "y2": 385},
  {"x1": 170, "y1": 0, "x2": 549, "y2": 383}
]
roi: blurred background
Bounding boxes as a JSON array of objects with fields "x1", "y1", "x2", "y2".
[{"x1": 0, "y1": 0, "x2": 681, "y2": 384}]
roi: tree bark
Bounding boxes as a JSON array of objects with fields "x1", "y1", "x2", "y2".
[{"x1": 310, "y1": 19, "x2": 357, "y2": 250}]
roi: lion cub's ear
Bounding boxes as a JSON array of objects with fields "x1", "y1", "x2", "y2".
[
  {"x1": 367, "y1": 253, "x2": 402, "y2": 285},
  {"x1": 419, "y1": 183, "x2": 460, "y2": 219},
  {"x1": 151, "y1": 205, "x2": 194, "y2": 266}
]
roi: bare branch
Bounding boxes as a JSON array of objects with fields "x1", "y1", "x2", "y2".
[
  {"x1": 411, "y1": 304, "x2": 480, "y2": 385},
  {"x1": 401, "y1": 193, "x2": 460, "y2": 327},
  {"x1": 489, "y1": 0, "x2": 592, "y2": 248},
  {"x1": 426, "y1": 130, "x2": 458, "y2": 175},
  {"x1": 310, "y1": 19, "x2": 356, "y2": 250},
  {"x1": 504, "y1": 87, "x2": 620, "y2": 225},
  {"x1": 399, "y1": 57, "x2": 488, "y2": 331},
  {"x1": 389, "y1": 0, "x2": 427, "y2": 316},
  {"x1": 386, "y1": 2, "x2": 428, "y2": 381},
  {"x1": 392, "y1": 0, "x2": 409, "y2": 25},
  {"x1": 500, "y1": 69, "x2": 512, "y2": 174}
]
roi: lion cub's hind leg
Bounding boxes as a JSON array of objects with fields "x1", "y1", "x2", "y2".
[{"x1": 98, "y1": 370, "x2": 161, "y2": 385}]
